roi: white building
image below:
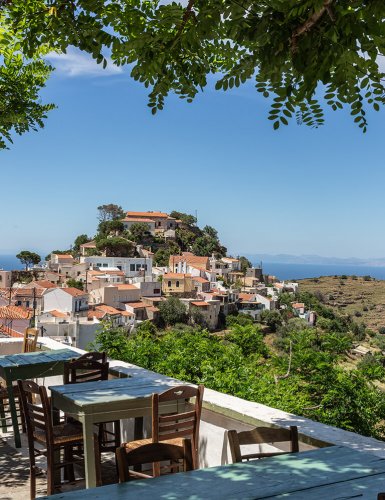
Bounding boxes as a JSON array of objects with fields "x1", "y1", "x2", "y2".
[
  {"x1": 81, "y1": 256, "x2": 152, "y2": 278},
  {"x1": 43, "y1": 287, "x2": 89, "y2": 315}
]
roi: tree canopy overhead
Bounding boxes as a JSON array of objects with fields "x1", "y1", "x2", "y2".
[{"x1": 1, "y1": 0, "x2": 385, "y2": 148}]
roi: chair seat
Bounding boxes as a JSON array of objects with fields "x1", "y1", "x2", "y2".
[
  {"x1": 34, "y1": 422, "x2": 83, "y2": 445},
  {"x1": 123, "y1": 437, "x2": 186, "y2": 451}
]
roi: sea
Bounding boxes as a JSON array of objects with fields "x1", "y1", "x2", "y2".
[
  {"x1": 3, "y1": 254, "x2": 385, "y2": 281},
  {"x1": 259, "y1": 262, "x2": 385, "y2": 281}
]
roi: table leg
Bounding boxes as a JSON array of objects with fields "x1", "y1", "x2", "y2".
[
  {"x1": 134, "y1": 416, "x2": 144, "y2": 440},
  {"x1": 5, "y1": 376, "x2": 21, "y2": 448},
  {"x1": 83, "y1": 418, "x2": 97, "y2": 488},
  {"x1": 0, "y1": 397, "x2": 6, "y2": 432}
]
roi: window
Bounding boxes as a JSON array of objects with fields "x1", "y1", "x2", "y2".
[
  {"x1": 96, "y1": 263, "x2": 102, "y2": 268},
  {"x1": 154, "y1": 288, "x2": 160, "y2": 294},
  {"x1": 168, "y1": 281, "x2": 172, "y2": 287},
  {"x1": 102, "y1": 263, "x2": 108, "y2": 267},
  {"x1": 130, "y1": 264, "x2": 135, "y2": 271},
  {"x1": 176, "y1": 281, "x2": 180, "y2": 288},
  {"x1": 117, "y1": 265, "x2": 122, "y2": 270},
  {"x1": 136, "y1": 264, "x2": 141, "y2": 271}
]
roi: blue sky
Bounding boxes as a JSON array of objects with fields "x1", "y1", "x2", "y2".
[{"x1": 1, "y1": 48, "x2": 385, "y2": 259}]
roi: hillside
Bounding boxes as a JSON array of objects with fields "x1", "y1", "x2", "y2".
[{"x1": 299, "y1": 275, "x2": 385, "y2": 332}]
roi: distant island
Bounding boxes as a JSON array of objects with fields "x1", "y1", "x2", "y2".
[{"x1": 242, "y1": 253, "x2": 385, "y2": 268}]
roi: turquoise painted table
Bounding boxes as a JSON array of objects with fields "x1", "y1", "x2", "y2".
[
  {"x1": 0, "y1": 348, "x2": 80, "y2": 448},
  {"x1": 38, "y1": 445, "x2": 385, "y2": 499},
  {"x1": 49, "y1": 373, "x2": 192, "y2": 489}
]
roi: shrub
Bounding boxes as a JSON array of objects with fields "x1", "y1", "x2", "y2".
[{"x1": 378, "y1": 327, "x2": 385, "y2": 335}]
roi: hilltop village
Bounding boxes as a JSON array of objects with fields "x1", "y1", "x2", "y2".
[{"x1": 0, "y1": 208, "x2": 313, "y2": 348}]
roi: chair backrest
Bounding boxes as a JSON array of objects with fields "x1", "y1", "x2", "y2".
[
  {"x1": 228, "y1": 426, "x2": 299, "y2": 463},
  {"x1": 17, "y1": 379, "x2": 53, "y2": 449},
  {"x1": 63, "y1": 351, "x2": 108, "y2": 385},
  {"x1": 152, "y1": 384, "x2": 204, "y2": 468},
  {"x1": 116, "y1": 440, "x2": 193, "y2": 482},
  {"x1": 23, "y1": 328, "x2": 39, "y2": 353}
]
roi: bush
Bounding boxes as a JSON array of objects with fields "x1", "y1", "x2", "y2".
[
  {"x1": 363, "y1": 275, "x2": 372, "y2": 281},
  {"x1": 378, "y1": 327, "x2": 385, "y2": 335}
]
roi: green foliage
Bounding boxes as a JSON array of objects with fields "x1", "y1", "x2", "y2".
[
  {"x1": 239, "y1": 256, "x2": 252, "y2": 274},
  {"x1": 158, "y1": 296, "x2": 188, "y2": 326},
  {"x1": 226, "y1": 323, "x2": 268, "y2": 358},
  {"x1": 0, "y1": 17, "x2": 54, "y2": 149},
  {"x1": 2, "y1": 0, "x2": 385, "y2": 144},
  {"x1": 378, "y1": 327, "x2": 385, "y2": 335},
  {"x1": 97, "y1": 204, "x2": 125, "y2": 223},
  {"x1": 95, "y1": 237, "x2": 135, "y2": 257},
  {"x1": 73, "y1": 234, "x2": 90, "y2": 253},
  {"x1": 16, "y1": 250, "x2": 41, "y2": 270},
  {"x1": 97, "y1": 220, "x2": 125, "y2": 238},
  {"x1": 170, "y1": 211, "x2": 197, "y2": 226},
  {"x1": 260, "y1": 310, "x2": 283, "y2": 332},
  {"x1": 154, "y1": 241, "x2": 181, "y2": 267},
  {"x1": 129, "y1": 223, "x2": 151, "y2": 242},
  {"x1": 94, "y1": 318, "x2": 385, "y2": 439},
  {"x1": 66, "y1": 278, "x2": 84, "y2": 290},
  {"x1": 357, "y1": 354, "x2": 385, "y2": 381},
  {"x1": 192, "y1": 235, "x2": 226, "y2": 258}
]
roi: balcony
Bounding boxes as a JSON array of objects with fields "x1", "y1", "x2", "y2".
[{"x1": 1, "y1": 337, "x2": 385, "y2": 498}]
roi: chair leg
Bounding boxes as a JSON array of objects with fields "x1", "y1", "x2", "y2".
[
  {"x1": 46, "y1": 450, "x2": 55, "y2": 495},
  {"x1": 30, "y1": 463, "x2": 37, "y2": 500},
  {"x1": 64, "y1": 446, "x2": 75, "y2": 483},
  {"x1": 0, "y1": 398, "x2": 6, "y2": 432}
]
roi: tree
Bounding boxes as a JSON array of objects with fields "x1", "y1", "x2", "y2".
[
  {"x1": 158, "y1": 297, "x2": 188, "y2": 327},
  {"x1": 95, "y1": 237, "x2": 135, "y2": 257},
  {"x1": 16, "y1": 250, "x2": 41, "y2": 270},
  {"x1": 66, "y1": 278, "x2": 84, "y2": 291},
  {"x1": 239, "y1": 256, "x2": 252, "y2": 274},
  {"x1": 260, "y1": 310, "x2": 283, "y2": 333},
  {"x1": 97, "y1": 204, "x2": 125, "y2": 223},
  {"x1": 73, "y1": 234, "x2": 90, "y2": 253},
  {"x1": 169, "y1": 211, "x2": 197, "y2": 226},
  {"x1": 97, "y1": 220, "x2": 125, "y2": 238},
  {"x1": 2, "y1": 1, "x2": 385, "y2": 149},
  {"x1": 129, "y1": 223, "x2": 151, "y2": 242},
  {"x1": 203, "y1": 225, "x2": 218, "y2": 240}
]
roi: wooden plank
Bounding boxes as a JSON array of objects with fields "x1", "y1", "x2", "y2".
[{"x1": 37, "y1": 447, "x2": 385, "y2": 500}]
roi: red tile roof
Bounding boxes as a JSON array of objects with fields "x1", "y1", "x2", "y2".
[
  {"x1": 55, "y1": 254, "x2": 73, "y2": 260},
  {"x1": 47, "y1": 310, "x2": 68, "y2": 318},
  {"x1": 62, "y1": 287, "x2": 87, "y2": 297},
  {"x1": 125, "y1": 301, "x2": 146, "y2": 309},
  {"x1": 0, "y1": 305, "x2": 32, "y2": 320},
  {"x1": 29, "y1": 280, "x2": 56, "y2": 289},
  {"x1": 126, "y1": 211, "x2": 169, "y2": 218},
  {"x1": 192, "y1": 277, "x2": 209, "y2": 283},
  {"x1": 163, "y1": 273, "x2": 191, "y2": 279},
  {"x1": 191, "y1": 301, "x2": 209, "y2": 307},
  {"x1": 169, "y1": 252, "x2": 209, "y2": 270},
  {"x1": 117, "y1": 284, "x2": 137, "y2": 290}
]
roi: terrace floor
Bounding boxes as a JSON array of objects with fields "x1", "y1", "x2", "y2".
[{"x1": 0, "y1": 434, "x2": 117, "y2": 499}]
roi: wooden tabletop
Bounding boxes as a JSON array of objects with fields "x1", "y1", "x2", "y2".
[
  {"x1": 0, "y1": 349, "x2": 78, "y2": 370},
  {"x1": 50, "y1": 372, "x2": 190, "y2": 421},
  {"x1": 38, "y1": 446, "x2": 385, "y2": 499}
]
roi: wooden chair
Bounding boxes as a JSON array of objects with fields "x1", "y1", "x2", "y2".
[
  {"x1": 116, "y1": 440, "x2": 193, "y2": 482},
  {"x1": 0, "y1": 381, "x2": 25, "y2": 433},
  {"x1": 23, "y1": 328, "x2": 39, "y2": 353},
  {"x1": 228, "y1": 426, "x2": 299, "y2": 463},
  {"x1": 121, "y1": 384, "x2": 204, "y2": 470},
  {"x1": 63, "y1": 352, "x2": 121, "y2": 461},
  {"x1": 17, "y1": 379, "x2": 101, "y2": 499}
]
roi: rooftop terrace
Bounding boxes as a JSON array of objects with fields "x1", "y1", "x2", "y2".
[{"x1": 2, "y1": 337, "x2": 385, "y2": 498}]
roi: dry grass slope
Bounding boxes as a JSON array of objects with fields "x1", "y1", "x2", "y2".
[{"x1": 299, "y1": 275, "x2": 385, "y2": 332}]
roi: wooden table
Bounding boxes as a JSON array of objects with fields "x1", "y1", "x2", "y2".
[
  {"x1": 0, "y1": 348, "x2": 79, "y2": 448},
  {"x1": 38, "y1": 445, "x2": 385, "y2": 499},
  {"x1": 49, "y1": 372, "x2": 190, "y2": 489}
]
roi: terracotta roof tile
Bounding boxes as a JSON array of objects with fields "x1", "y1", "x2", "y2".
[
  {"x1": 126, "y1": 211, "x2": 169, "y2": 218},
  {"x1": 62, "y1": 287, "x2": 87, "y2": 297}
]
